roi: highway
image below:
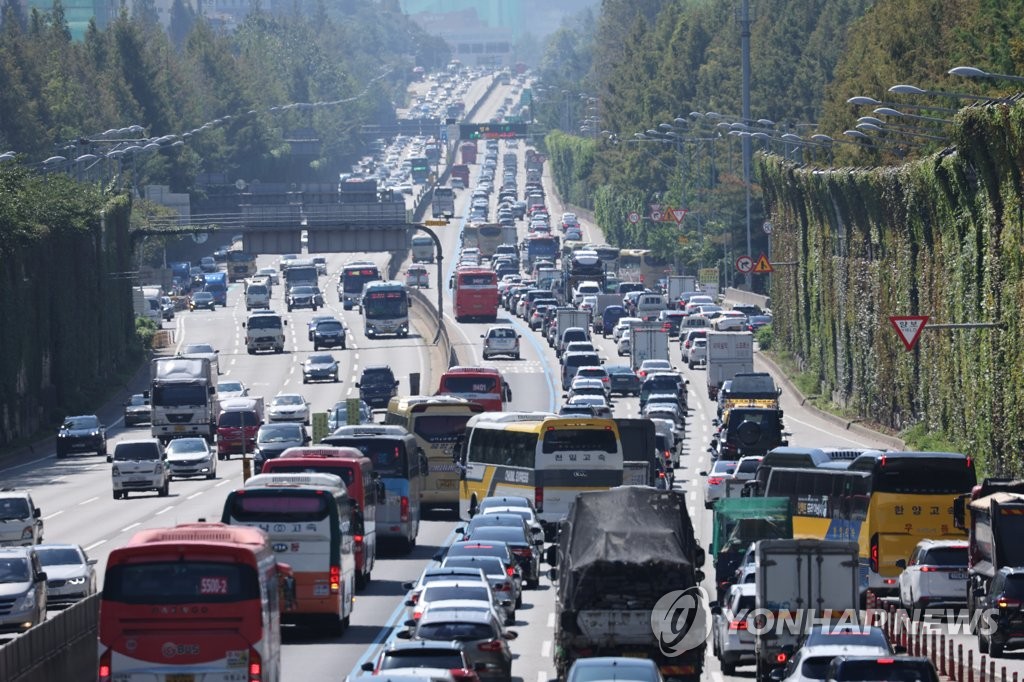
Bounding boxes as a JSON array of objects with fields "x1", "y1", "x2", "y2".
[{"x1": 0, "y1": 74, "x2": 1013, "y2": 682}]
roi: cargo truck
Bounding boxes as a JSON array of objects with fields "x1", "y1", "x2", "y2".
[
  {"x1": 215, "y1": 396, "x2": 265, "y2": 459},
  {"x1": 203, "y1": 271, "x2": 228, "y2": 306},
  {"x1": 667, "y1": 275, "x2": 697, "y2": 305},
  {"x1": 706, "y1": 331, "x2": 754, "y2": 401},
  {"x1": 554, "y1": 309, "x2": 591, "y2": 352},
  {"x1": 614, "y1": 418, "x2": 668, "y2": 488},
  {"x1": 709, "y1": 497, "x2": 792, "y2": 602},
  {"x1": 592, "y1": 293, "x2": 624, "y2": 334},
  {"x1": 629, "y1": 323, "x2": 670, "y2": 371},
  {"x1": 150, "y1": 356, "x2": 218, "y2": 443},
  {"x1": 753, "y1": 539, "x2": 860, "y2": 681},
  {"x1": 547, "y1": 487, "x2": 705, "y2": 681},
  {"x1": 958, "y1": 483, "x2": 1024, "y2": 619}
]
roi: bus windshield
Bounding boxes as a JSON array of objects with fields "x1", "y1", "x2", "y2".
[
  {"x1": 413, "y1": 415, "x2": 474, "y2": 443},
  {"x1": 152, "y1": 384, "x2": 207, "y2": 407},
  {"x1": 104, "y1": 561, "x2": 260, "y2": 604},
  {"x1": 541, "y1": 429, "x2": 618, "y2": 454},
  {"x1": 364, "y1": 291, "x2": 408, "y2": 318},
  {"x1": 228, "y1": 493, "x2": 330, "y2": 521},
  {"x1": 329, "y1": 438, "x2": 407, "y2": 477},
  {"x1": 441, "y1": 376, "x2": 497, "y2": 393},
  {"x1": 870, "y1": 458, "x2": 975, "y2": 494}
]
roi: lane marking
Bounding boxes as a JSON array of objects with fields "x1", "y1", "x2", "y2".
[
  {"x1": 187, "y1": 491, "x2": 203, "y2": 500},
  {"x1": 541, "y1": 640, "x2": 551, "y2": 657},
  {"x1": 155, "y1": 505, "x2": 174, "y2": 515},
  {"x1": 215, "y1": 479, "x2": 231, "y2": 487},
  {"x1": 85, "y1": 539, "x2": 106, "y2": 551},
  {"x1": 79, "y1": 496, "x2": 98, "y2": 506},
  {"x1": 121, "y1": 522, "x2": 140, "y2": 532},
  {"x1": 547, "y1": 612, "x2": 555, "y2": 628},
  {"x1": 43, "y1": 511, "x2": 63, "y2": 520}
]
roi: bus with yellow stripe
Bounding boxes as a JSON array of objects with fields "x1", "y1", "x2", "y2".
[
  {"x1": 457, "y1": 413, "x2": 624, "y2": 539},
  {"x1": 384, "y1": 395, "x2": 484, "y2": 514}
]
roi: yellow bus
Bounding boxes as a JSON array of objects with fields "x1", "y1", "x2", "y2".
[
  {"x1": 384, "y1": 395, "x2": 484, "y2": 514},
  {"x1": 457, "y1": 412, "x2": 624, "y2": 539},
  {"x1": 618, "y1": 248, "x2": 671, "y2": 285}
]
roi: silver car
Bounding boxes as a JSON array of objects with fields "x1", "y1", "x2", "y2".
[
  {"x1": 399, "y1": 608, "x2": 517, "y2": 682},
  {"x1": 482, "y1": 326, "x2": 520, "y2": 360},
  {"x1": 0, "y1": 547, "x2": 47, "y2": 633},
  {"x1": 712, "y1": 582, "x2": 757, "y2": 675},
  {"x1": 165, "y1": 437, "x2": 217, "y2": 480},
  {"x1": 35, "y1": 544, "x2": 96, "y2": 607}
]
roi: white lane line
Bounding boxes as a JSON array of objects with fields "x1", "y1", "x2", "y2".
[
  {"x1": 121, "y1": 522, "x2": 140, "y2": 532},
  {"x1": 541, "y1": 640, "x2": 551, "y2": 657},
  {"x1": 50, "y1": 476, "x2": 65, "y2": 482},
  {"x1": 354, "y1": 354, "x2": 359, "y2": 361},
  {"x1": 79, "y1": 496, "x2": 98, "y2": 506},
  {"x1": 155, "y1": 505, "x2": 174, "y2": 515},
  {"x1": 43, "y1": 510, "x2": 63, "y2": 520},
  {"x1": 85, "y1": 539, "x2": 106, "y2": 551},
  {"x1": 547, "y1": 612, "x2": 555, "y2": 628},
  {"x1": 187, "y1": 491, "x2": 203, "y2": 500},
  {"x1": 537, "y1": 672, "x2": 547, "y2": 682},
  {"x1": 215, "y1": 479, "x2": 231, "y2": 487}
]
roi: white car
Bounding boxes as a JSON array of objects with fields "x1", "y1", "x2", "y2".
[
  {"x1": 616, "y1": 330, "x2": 632, "y2": 356},
  {"x1": 710, "y1": 310, "x2": 749, "y2": 331},
  {"x1": 701, "y1": 459, "x2": 739, "y2": 509},
  {"x1": 217, "y1": 380, "x2": 248, "y2": 399},
  {"x1": 712, "y1": 583, "x2": 756, "y2": 675},
  {"x1": 774, "y1": 626, "x2": 896, "y2": 682},
  {"x1": 567, "y1": 377, "x2": 608, "y2": 402},
  {"x1": 164, "y1": 437, "x2": 217, "y2": 480},
  {"x1": 267, "y1": 393, "x2": 310, "y2": 424},
  {"x1": 565, "y1": 395, "x2": 612, "y2": 419},
  {"x1": 574, "y1": 366, "x2": 611, "y2": 397},
  {"x1": 408, "y1": 579, "x2": 512, "y2": 625},
  {"x1": 256, "y1": 267, "x2": 279, "y2": 285},
  {"x1": 688, "y1": 338, "x2": 708, "y2": 368},
  {"x1": 897, "y1": 539, "x2": 969, "y2": 610},
  {"x1": 613, "y1": 317, "x2": 642, "y2": 341},
  {"x1": 482, "y1": 326, "x2": 521, "y2": 360},
  {"x1": 637, "y1": 358, "x2": 674, "y2": 380}
]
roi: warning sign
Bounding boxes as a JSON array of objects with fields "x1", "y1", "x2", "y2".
[
  {"x1": 753, "y1": 253, "x2": 773, "y2": 273},
  {"x1": 671, "y1": 208, "x2": 688, "y2": 224},
  {"x1": 889, "y1": 316, "x2": 929, "y2": 351}
]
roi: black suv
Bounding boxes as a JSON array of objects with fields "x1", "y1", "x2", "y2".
[
  {"x1": 312, "y1": 319, "x2": 346, "y2": 350},
  {"x1": 56, "y1": 415, "x2": 107, "y2": 458},
  {"x1": 979, "y1": 567, "x2": 1024, "y2": 657},
  {"x1": 356, "y1": 365, "x2": 399, "y2": 408},
  {"x1": 711, "y1": 407, "x2": 788, "y2": 460}
]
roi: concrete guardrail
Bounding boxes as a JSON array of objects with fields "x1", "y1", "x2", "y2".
[{"x1": 1, "y1": 593, "x2": 99, "y2": 682}]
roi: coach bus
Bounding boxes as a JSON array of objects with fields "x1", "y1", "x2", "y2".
[
  {"x1": 222, "y1": 473, "x2": 356, "y2": 634},
  {"x1": 618, "y1": 248, "x2": 671, "y2": 285},
  {"x1": 458, "y1": 413, "x2": 624, "y2": 538},
  {"x1": 436, "y1": 366, "x2": 512, "y2": 412},
  {"x1": 592, "y1": 244, "x2": 621, "y2": 273},
  {"x1": 226, "y1": 250, "x2": 258, "y2": 282},
  {"x1": 477, "y1": 223, "x2": 504, "y2": 259},
  {"x1": 409, "y1": 156, "x2": 430, "y2": 184},
  {"x1": 384, "y1": 395, "x2": 485, "y2": 513},
  {"x1": 261, "y1": 447, "x2": 379, "y2": 590},
  {"x1": 452, "y1": 268, "x2": 498, "y2": 322},
  {"x1": 361, "y1": 280, "x2": 410, "y2": 338},
  {"x1": 339, "y1": 261, "x2": 381, "y2": 310},
  {"x1": 98, "y1": 522, "x2": 295, "y2": 682},
  {"x1": 461, "y1": 223, "x2": 480, "y2": 250}
]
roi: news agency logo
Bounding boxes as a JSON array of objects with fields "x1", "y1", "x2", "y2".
[{"x1": 650, "y1": 586, "x2": 713, "y2": 656}]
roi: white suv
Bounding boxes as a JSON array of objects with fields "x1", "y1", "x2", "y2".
[
  {"x1": 897, "y1": 539, "x2": 969, "y2": 610},
  {"x1": 108, "y1": 439, "x2": 170, "y2": 500},
  {"x1": 481, "y1": 326, "x2": 521, "y2": 360},
  {"x1": 0, "y1": 491, "x2": 43, "y2": 546}
]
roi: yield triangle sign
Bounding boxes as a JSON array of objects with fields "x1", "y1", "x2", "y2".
[
  {"x1": 671, "y1": 208, "x2": 688, "y2": 224},
  {"x1": 889, "y1": 315, "x2": 929, "y2": 351}
]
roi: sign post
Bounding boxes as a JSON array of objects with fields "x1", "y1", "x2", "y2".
[{"x1": 889, "y1": 315, "x2": 929, "y2": 351}]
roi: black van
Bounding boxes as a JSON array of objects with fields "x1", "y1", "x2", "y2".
[{"x1": 356, "y1": 365, "x2": 399, "y2": 408}]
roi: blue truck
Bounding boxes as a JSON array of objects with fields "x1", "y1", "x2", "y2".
[{"x1": 203, "y1": 271, "x2": 228, "y2": 306}]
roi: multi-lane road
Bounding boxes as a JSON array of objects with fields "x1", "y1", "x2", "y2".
[{"x1": 1, "y1": 74, "x2": 1014, "y2": 682}]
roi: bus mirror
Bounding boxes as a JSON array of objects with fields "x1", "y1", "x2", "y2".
[
  {"x1": 106, "y1": 455, "x2": 113, "y2": 463},
  {"x1": 283, "y1": 320, "x2": 288, "y2": 326},
  {"x1": 376, "y1": 480, "x2": 386, "y2": 502},
  {"x1": 695, "y1": 547, "x2": 706, "y2": 568},
  {"x1": 361, "y1": 663, "x2": 375, "y2": 672},
  {"x1": 241, "y1": 322, "x2": 246, "y2": 328},
  {"x1": 695, "y1": 569, "x2": 705, "y2": 583},
  {"x1": 895, "y1": 559, "x2": 907, "y2": 569}
]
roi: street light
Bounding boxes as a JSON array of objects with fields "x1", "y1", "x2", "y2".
[
  {"x1": 888, "y1": 83, "x2": 999, "y2": 102},
  {"x1": 848, "y1": 95, "x2": 958, "y2": 114},
  {"x1": 873, "y1": 107, "x2": 952, "y2": 124},
  {"x1": 949, "y1": 65, "x2": 1024, "y2": 84}
]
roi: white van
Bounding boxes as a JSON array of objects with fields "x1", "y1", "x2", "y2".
[
  {"x1": 635, "y1": 293, "x2": 666, "y2": 321},
  {"x1": 107, "y1": 439, "x2": 169, "y2": 499},
  {"x1": 245, "y1": 283, "x2": 270, "y2": 310},
  {"x1": 242, "y1": 311, "x2": 287, "y2": 354}
]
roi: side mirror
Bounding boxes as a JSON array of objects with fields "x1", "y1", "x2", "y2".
[
  {"x1": 36, "y1": 571, "x2": 47, "y2": 583},
  {"x1": 283, "y1": 320, "x2": 288, "y2": 326},
  {"x1": 87, "y1": 558, "x2": 98, "y2": 565},
  {"x1": 106, "y1": 455, "x2": 113, "y2": 463},
  {"x1": 354, "y1": 382, "x2": 361, "y2": 388},
  {"x1": 504, "y1": 630, "x2": 519, "y2": 640},
  {"x1": 404, "y1": 618, "x2": 416, "y2": 627},
  {"x1": 404, "y1": 599, "x2": 415, "y2": 607},
  {"x1": 699, "y1": 470, "x2": 708, "y2": 477},
  {"x1": 894, "y1": 645, "x2": 908, "y2": 655},
  {"x1": 33, "y1": 508, "x2": 41, "y2": 518},
  {"x1": 499, "y1": 599, "x2": 513, "y2": 608},
  {"x1": 710, "y1": 602, "x2": 722, "y2": 615},
  {"x1": 769, "y1": 670, "x2": 786, "y2": 682},
  {"x1": 241, "y1": 322, "x2": 246, "y2": 328},
  {"x1": 544, "y1": 545, "x2": 558, "y2": 566},
  {"x1": 480, "y1": 334, "x2": 485, "y2": 338},
  {"x1": 895, "y1": 559, "x2": 907, "y2": 569},
  {"x1": 361, "y1": 663, "x2": 375, "y2": 672},
  {"x1": 396, "y1": 630, "x2": 412, "y2": 639},
  {"x1": 432, "y1": 551, "x2": 444, "y2": 563},
  {"x1": 547, "y1": 568, "x2": 558, "y2": 582},
  {"x1": 401, "y1": 581, "x2": 415, "y2": 590},
  {"x1": 455, "y1": 527, "x2": 465, "y2": 534},
  {"x1": 304, "y1": 436, "x2": 311, "y2": 444},
  {"x1": 712, "y1": 418, "x2": 720, "y2": 427}
]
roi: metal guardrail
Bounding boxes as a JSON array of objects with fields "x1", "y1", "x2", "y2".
[{"x1": 0, "y1": 593, "x2": 99, "y2": 682}]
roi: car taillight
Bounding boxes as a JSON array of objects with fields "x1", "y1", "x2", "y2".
[
  {"x1": 400, "y1": 496, "x2": 410, "y2": 522},
  {"x1": 776, "y1": 653, "x2": 788, "y2": 664},
  {"x1": 664, "y1": 450, "x2": 672, "y2": 460},
  {"x1": 410, "y1": 592, "x2": 420, "y2": 604},
  {"x1": 707, "y1": 477, "x2": 724, "y2": 485},
  {"x1": 729, "y1": 619, "x2": 748, "y2": 630},
  {"x1": 98, "y1": 649, "x2": 112, "y2": 682},
  {"x1": 330, "y1": 565, "x2": 340, "y2": 594},
  {"x1": 998, "y1": 598, "x2": 1021, "y2": 609},
  {"x1": 870, "y1": 534, "x2": 879, "y2": 573},
  {"x1": 512, "y1": 547, "x2": 533, "y2": 559},
  {"x1": 535, "y1": 486, "x2": 543, "y2": 512},
  {"x1": 249, "y1": 648, "x2": 263, "y2": 681},
  {"x1": 506, "y1": 565, "x2": 515, "y2": 577},
  {"x1": 478, "y1": 640, "x2": 504, "y2": 652},
  {"x1": 919, "y1": 566, "x2": 935, "y2": 572},
  {"x1": 354, "y1": 534, "x2": 363, "y2": 545},
  {"x1": 413, "y1": 610, "x2": 423, "y2": 620},
  {"x1": 876, "y1": 659, "x2": 894, "y2": 665}
]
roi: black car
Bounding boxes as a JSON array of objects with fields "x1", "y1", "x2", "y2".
[
  {"x1": 462, "y1": 525, "x2": 540, "y2": 590},
  {"x1": 356, "y1": 365, "x2": 399, "y2": 409},
  {"x1": 979, "y1": 567, "x2": 1024, "y2": 657},
  {"x1": 312, "y1": 319, "x2": 346, "y2": 350},
  {"x1": 826, "y1": 656, "x2": 938, "y2": 682},
  {"x1": 56, "y1": 415, "x2": 107, "y2": 458},
  {"x1": 712, "y1": 407, "x2": 788, "y2": 460},
  {"x1": 605, "y1": 364, "x2": 641, "y2": 396},
  {"x1": 640, "y1": 373, "x2": 688, "y2": 409},
  {"x1": 123, "y1": 393, "x2": 151, "y2": 426}
]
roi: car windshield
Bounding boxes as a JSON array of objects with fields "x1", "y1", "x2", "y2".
[
  {"x1": 114, "y1": 443, "x2": 160, "y2": 461},
  {"x1": 804, "y1": 626, "x2": 890, "y2": 650},
  {"x1": 166, "y1": 439, "x2": 207, "y2": 455},
  {"x1": 442, "y1": 556, "x2": 505, "y2": 576},
  {"x1": 361, "y1": 371, "x2": 394, "y2": 385},
  {"x1": 317, "y1": 322, "x2": 343, "y2": 332},
  {"x1": 0, "y1": 558, "x2": 30, "y2": 583},
  {"x1": 273, "y1": 395, "x2": 304, "y2": 406},
  {"x1": 64, "y1": 416, "x2": 99, "y2": 429},
  {"x1": 489, "y1": 328, "x2": 517, "y2": 339},
  {"x1": 292, "y1": 286, "x2": 314, "y2": 294},
  {"x1": 380, "y1": 651, "x2": 464, "y2": 670},
  {"x1": 422, "y1": 585, "x2": 490, "y2": 603},
  {"x1": 35, "y1": 547, "x2": 83, "y2": 566},
  {"x1": 0, "y1": 498, "x2": 30, "y2": 520},
  {"x1": 128, "y1": 395, "x2": 148, "y2": 407},
  {"x1": 309, "y1": 355, "x2": 335, "y2": 365},
  {"x1": 921, "y1": 547, "x2": 967, "y2": 566},
  {"x1": 258, "y1": 425, "x2": 301, "y2": 443},
  {"x1": 417, "y1": 621, "x2": 496, "y2": 641},
  {"x1": 182, "y1": 344, "x2": 214, "y2": 354},
  {"x1": 218, "y1": 382, "x2": 243, "y2": 393}
]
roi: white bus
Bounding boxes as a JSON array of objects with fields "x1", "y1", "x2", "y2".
[
  {"x1": 221, "y1": 472, "x2": 357, "y2": 634},
  {"x1": 457, "y1": 412, "x2": 624, "y2": 539},
  {"x1": 361, "y1": 280, "x2": 410, "y2": 338}
]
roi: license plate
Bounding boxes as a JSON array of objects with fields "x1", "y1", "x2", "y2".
[
  {"x1": 438, "y1": 480, "x2": 457, "y2": 489},
  {"x1": 174, "y1": 426, "x2": 186, "y2": 432},
  {"x1": 950, "y1": 572, "x2": 967, "y2": 580},
  {"x1": 313, "y1": 583, "x2": 330, "y2": 597},
  {"x1": 166, "y1": 675, "x2": 194, "y2": 682}
]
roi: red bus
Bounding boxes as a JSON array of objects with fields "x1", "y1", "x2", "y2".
[
  {"x1": 450, "y1": 164, "x2": 470, "y2": 186},
  {"x1": 452, "y1": 268, "x2": 498, "y2": 322},
  {"x1": 460, "y1": 141, "x2": 477, "y2": 165},
  {"x1": 436, "y1": 366, "x2": 513, "y2": 412},
  {"x1": 261, "y1": 447, "x2": 379, "y2": 589},
  {"x1": 98, "y1": 522, "x2": 294, "y2": 682}
]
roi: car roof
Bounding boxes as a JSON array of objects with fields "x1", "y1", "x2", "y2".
[
  {"x1": 384, "y1": 640, "x2": 465, "y2": 653},
  {"x1": 417, "y1": 609, "x2": 495, "y2": 625}
]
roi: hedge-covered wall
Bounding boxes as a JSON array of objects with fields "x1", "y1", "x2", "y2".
[
  {"x1": 760, "y1": 103, "x2": 1024, "y2": 474},
  {"x1": 0, "y1": 168, "x2": 135, "y2": 449}
]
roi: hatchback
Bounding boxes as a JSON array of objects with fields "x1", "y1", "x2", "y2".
[
  {"x1": 701, "y1": 459, "x2": 739, "y2": 509},
  {"x1": 688, "y1": 338, "x2": 709, "y2": 368},
  {"x1": 482, "y1": 326, "x2": 521, "y2": 360},
  {"x1": 397, "y1": 609, "x2": 516, "y2": 682}
]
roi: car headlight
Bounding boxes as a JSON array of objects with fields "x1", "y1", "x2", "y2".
[
  {"x1": 57, "y1": 432, "x2": 67, "y2": 438},
  {"x1": 67, "y1": 576, "x2": 86, "y2": 585},
  {"x1": 112, "y1": 465, "x2": 121, "y2": 476},
  {"x1": 15, "y1": 589, "x2": 36, "y2": 610},
  {"x1": 20, "y1": 526, "x2": 33, "y2": 540},
  {"x1": 152, "y1": 463, "x2": 162, "y2": 474},
  {"x1": 91, "y1": 430, "x2": 99, "y2": 437}
]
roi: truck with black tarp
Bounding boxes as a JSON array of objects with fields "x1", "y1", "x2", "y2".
[
  {"x1": 547, "y1": 486, "x2": 706, "y2": 681},
  {"x1": 959, "y1": 484, "x2": 1024, "y2": 618},
  {"x1": 710, "y1": 497, "x2": 792, "y2": 601},
  {"x1": 614, "y1": 418, "x2": 668, "y2": 488}
]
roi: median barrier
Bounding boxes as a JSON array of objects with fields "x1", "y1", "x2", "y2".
[{"x1": 0, "y1": 593, "x2": 99, "y2": 682}]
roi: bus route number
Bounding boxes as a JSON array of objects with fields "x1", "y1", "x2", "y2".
[{"x1": 200, "y1": 577, "x2": 229, "y2": 595}]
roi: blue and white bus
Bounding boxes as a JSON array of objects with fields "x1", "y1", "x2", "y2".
[{"x1": 361, "y1": 281, "x2": 410, "y2": 338}]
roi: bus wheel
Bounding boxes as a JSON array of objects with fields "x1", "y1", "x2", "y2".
[
  {"x1": 327, "y1": 614, "x2": 346, "y2": 636},
  {"x1": 356, "y1": 571, "x2": 368, "y2": 590}
]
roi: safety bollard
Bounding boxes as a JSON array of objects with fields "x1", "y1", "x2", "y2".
[
  {"x1": 939, "y1": 634, "x2": 947, "y2": 677},
  {"x1": 980, "y1": 655, "x2": 986, "y2": 682},
  {"x1": 959, "y1": 644, "x2": 965, "y2": 682},
  {"x1": 968, "y1": 649, "x2": 974, "y2": 682},
  {"x1": 991, "y1": 661, "x2": 996, "y2": 682}
]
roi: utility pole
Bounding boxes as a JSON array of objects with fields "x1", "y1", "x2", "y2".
[{"x1": 739, "y1": 0, "x2": 753, "y2": 289}]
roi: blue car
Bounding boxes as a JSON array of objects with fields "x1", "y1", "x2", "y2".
[{"x1": 600, "y1": 305, "x2": 626, "y2": 336}]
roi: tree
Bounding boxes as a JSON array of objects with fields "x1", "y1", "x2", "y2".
[{"x1": 168, "y1": 0, "x2": 195, "y2": 50}]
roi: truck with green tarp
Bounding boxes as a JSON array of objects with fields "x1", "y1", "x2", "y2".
[{"x1": 711, "y1": 497, "x2": 792, "y2": 601}]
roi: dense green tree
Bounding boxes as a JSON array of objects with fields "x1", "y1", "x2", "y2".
[{"x1": 168, "y1": 0, "x2": 195, "y2": 49}]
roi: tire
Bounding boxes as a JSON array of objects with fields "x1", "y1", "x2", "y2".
[
  {"x1": 302, "y1": 377, "x2": 308, "y2": 384},
  {"x1": 515, "y1": 594, "x2": 523, "y2": 608},
  {"x1": 736, "y1": 420, "x2": 761, "y2": 447},
  {"x1": 341, "y1": 343, "x2": 346, "y2": 350},
  {"x1": 313, "y1": 343, "x2": 319, "y2": 351},
  {"x1": 991, "y1": 641, "x2": 1004, "y2": 658},
  {"x1": 979, "y1": 634, "x2": 989, "y2": 654},
  {"x1": 514, "y1": 353, "x2": 520, "y2": 360},
  {"x1": 113, "y1": 491, "x2": 121, "y2": 500},
  {"x1": 159, "y1": 481, "x2": 169, "y2": 497},
  {"x1": 275, "y1": 346, "x2": 283, "y2": 353},
  {"x1": 722, "y1": 663, "x2": 737, "y2": 676},
  {"x1": 207, "y1": 471, "x2": 215, "y2": 480}
]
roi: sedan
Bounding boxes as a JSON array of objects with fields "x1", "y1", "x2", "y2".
[
  {"x1": 701, "y1": 459, "x2": 739, "y2": 509},
  {"x1": 165, "y1": 437, "x2": 217, "y2": 480},
  {"x1": 122, "y1": 394, "x2": 151, "y2": 427},
  {"x1": 564, "y1": 395, "x2": 613, "y2": 419},
  {"x1": 199, "y1": 256, "x2": 218, "y2": 273},
  {"x1": 286, "y1": 286, "x2": 319, "y2": 311},
  {"x1": 56, "y1": 414, "x2": 107, "y2": 458},
  {"x1": 267, "y1": 393, "x2": 310, "y2": 423},
  {"x1": 637, "y1": 359, "x2": 675, "y2": 379},
  {"x1": 217, "y1": 380, "x2": 248, "y2": 399},
  {"x1": 397, "y1": 609, "x2": 516, "y2": 682},
  {"x1": 307, "y1": 314, "x2": 337, "y2": 341},
  {"x1": 605, "y1": 364, "x2": 641, "y2": 396},
  {"x1": 460, "y1": 524, "x2": 541, "y2": 590},
  {"x1": 256, "y1": 267, "x2": 279, "y2": 286},
  {"x1": 35, "y1": 544, "x2": 97, "y2": 608},
  {"x1": 303, "y1": 354, "x2": 340, "y2": 383},
  {"x1": 189, "y1": 291, "x2": 216, "y2": 311},
  {"x1": 566, "y1": 658, "x2": 663, "y2": 682}
]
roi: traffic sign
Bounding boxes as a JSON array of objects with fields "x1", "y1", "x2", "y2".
[
  {"x1": 627, "y1": 211, "x2": 640, "y2": 224},
  {"x1": 735, "y1": 255, "x2": 754, "y2": 274},
  {"x1": 763, "y1": 220, "x2": 773, "y2": 234},
  {"x1": 649, "y1": 203, "x2": 661, "y2": 214},
  {"x1": 671, "y1": 208, "x2": 688, "y2": 224},
  {"x1": 677, "y1": 235, "x2": 688, "y2": 245},
  {"x1": 650, "y1": 210, "x2": 663, "y2": 222},
  {"x1": 753, "y1": 253, "x2": 773, "y2": 273},
  {"x1": 889, "y1": 315, "x2": 929, "y2": 351},
  {"x1": 423, "y1": 219, "x2": 448, "y2": 226},
  {"x1": 659, "y1": 206, "x2": 675, "y2": 222}
]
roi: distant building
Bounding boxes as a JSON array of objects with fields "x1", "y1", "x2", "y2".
[
  {"x1": 21, "y1": 0, "x2": 118, "y2": 40},
  {"x1": 400, "y1": 0, "x2": 522, "y2": 67}
]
